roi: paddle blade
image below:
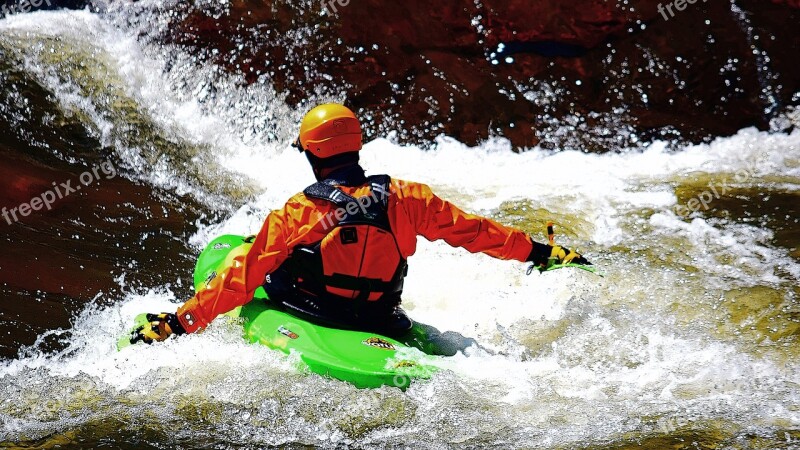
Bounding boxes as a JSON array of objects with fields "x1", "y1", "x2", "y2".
[
  {"x1": 539, "y1": 262, "x2": 604, "y2": 277},
  {"x1": 116, "y1": 313, "x2": 150, "y2": 351}
]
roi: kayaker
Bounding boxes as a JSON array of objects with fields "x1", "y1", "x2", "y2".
[{"x1": 132, "y1": 104, "x2": 591, "y2": 343}]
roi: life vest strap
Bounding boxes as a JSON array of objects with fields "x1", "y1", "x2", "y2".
[
  {"x1": 303, "y1": 181, "x2": 357, "y2": 209},
  {"x1": 324, "y1": 272, "x2": 395, "y2": 293},
  {"x1": 303, "y1": 174, "x2": 391, "y2": 210}
]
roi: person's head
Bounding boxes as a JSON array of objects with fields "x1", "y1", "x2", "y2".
[{"x1": 293, "y1": 103, "x2": 363, "y2": 180}]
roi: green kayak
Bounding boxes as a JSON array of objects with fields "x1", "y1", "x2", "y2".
[{"x1": 122, "y1": 234, "x2": 441, "y2": 389}]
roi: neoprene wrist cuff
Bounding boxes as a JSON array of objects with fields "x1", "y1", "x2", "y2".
[
  {"x1": 165, "y1": 313, "x2": 187, "y2": 335},
  {"x1": 527, "y1": 240, "x2": 552, "y2": 266}
]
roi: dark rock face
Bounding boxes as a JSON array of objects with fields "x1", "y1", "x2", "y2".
[
  {"x1": 148, "y1": 0, "x2": 798, "y2": 150},
  {"x1": 0, "y1": 54, "x2": 204, "y2": 358},
  {"x1": 0, "y1": 143, "x2": 201, "y2": 358}
]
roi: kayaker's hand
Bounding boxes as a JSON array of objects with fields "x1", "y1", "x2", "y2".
[
  {"x1": 527, "y1": 240, "x2": 592, "y2": 269},
  {"x1": 130, "y1": 313, "x2": 186, "y2": 345}
]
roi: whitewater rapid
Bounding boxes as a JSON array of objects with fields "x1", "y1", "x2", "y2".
[{"x1": 1, "y1": 7, "x2": 799, "y2": 449}]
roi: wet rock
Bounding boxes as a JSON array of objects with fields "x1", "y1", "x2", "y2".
[
  {"x1": 0, "y1": 58, "x2": 206, "y2": 358},
  {"x1": 154, "y1": 0, "x2": 799, "y2": 150}
]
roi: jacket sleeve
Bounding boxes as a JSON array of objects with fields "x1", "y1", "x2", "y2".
[
  {"x1": 397, "y1": 180, "x2": 533, "y2": 262},
  {"x1": 176, "y1": 195, "x2": 322, "y2": 333}
]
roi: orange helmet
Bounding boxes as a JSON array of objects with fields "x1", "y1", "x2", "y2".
[{"x1": 293, "y1": 104, "x2": 362, "y2": 159}]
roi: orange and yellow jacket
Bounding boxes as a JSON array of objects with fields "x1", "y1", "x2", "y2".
[{"x1": 177, "y1": 179, "x2": 533, "y2": 333}]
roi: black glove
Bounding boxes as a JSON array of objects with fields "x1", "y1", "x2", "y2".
[
  {"x1": 130, "y1": 313, "x2": 186, "y2": 345},
  {"x1": 527, "y1": 240, "x2": 592, "y2": 269}
]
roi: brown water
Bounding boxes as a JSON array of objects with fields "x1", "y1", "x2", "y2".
[{"x1": 0, "y1": 6, "x2": 799, "y2": 450}]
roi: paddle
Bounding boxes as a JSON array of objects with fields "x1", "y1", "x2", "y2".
[
  {"x1": 116, "y1": 313, "x2": 149, "y2": 351},
  {"x1": 527, "y1": 222, "x2": 604, "y2": 277}
]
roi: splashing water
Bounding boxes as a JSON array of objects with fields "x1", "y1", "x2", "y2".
[{"x1": 1, "y1": 7, "x2": 799, "y2": 449}]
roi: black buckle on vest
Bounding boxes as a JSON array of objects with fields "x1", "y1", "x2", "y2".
[{"x1": 340, "y1": 227, "x2": 358, "y2": 244}]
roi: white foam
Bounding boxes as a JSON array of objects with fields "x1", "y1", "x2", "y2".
[{"x1": 1, "y1": 7, "x2": 799, "y2": 448}]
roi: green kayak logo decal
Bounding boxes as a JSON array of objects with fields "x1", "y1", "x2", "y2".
[
  {"x1": 278, "y1": 326, "x2": 299, "y2": 339},
  {"x1": 212, "y1": 242, "x2": 231, "y2": 249},
  {"x1": 362, "y1": 337, "x2": 395, "y2": 350}
]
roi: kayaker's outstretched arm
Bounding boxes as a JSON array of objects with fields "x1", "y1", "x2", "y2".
[
  {"x1": 395, "y1": 180, "x2": 589, "y2": 269},
  {"x1": 396, "y1": 180, "x2": 533, "y2": 261},
  {"x1": 175, "y1": 195, "x2": 321, "y2": 334}
]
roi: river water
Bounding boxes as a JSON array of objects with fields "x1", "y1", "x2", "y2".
[{"x1": 1, "y1": 6, "x2": 799, "y2": 450}]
